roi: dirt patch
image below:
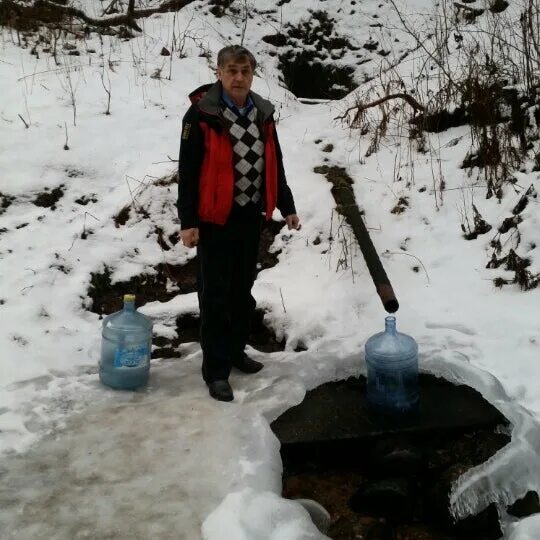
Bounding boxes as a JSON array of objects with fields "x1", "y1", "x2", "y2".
[
  {"x1": 262, "y1": 33, "x2": 287, "y2": 47},
  {"x1": 87, "y1": 261, "x2": 198, "y2": 316},
  {"x1": 263, "y1": 11, "x2": 357, "y2": 99},
  {"x1": 248, "y1": 308, "x2": 286, "y2": 352},
  {"x1": 413, "y1": 107, "x2": 468, "y2": 133},
  {"x1": 0, "y1": 192, "x2": 15, "y2": 215},
  {"x1": 259, "y1": 219, "x2": 283, "y2": 270},
  {"x1": 87, "y1": 219, "x2": 285, "y2": 316},
  {"x1": 0, "y1": 0, "x2": 67, "y2": 31},
  {"x1": 390, "y1": 196, "x2": 410, "y2": 215},
  {"x1": 208, "y1": 0, "x2": 236, "y2": 17},
  {"x1": 87, "y1": 218, "x2": 288, "y2": 354},
  {"x1": 153, "y1": 308, "x2": 286, "y2": 358},
  {"x1": 74, "y1": 194, "x2": 98, "y2": 206},
  {"x1": 113, "y1": 205, "x2": 131, "y2": 227},
  {"x1": 279, "y1": 50, "x2": 355, "y2": 100},
  {"x1": 489, "y1": 0, "x2": 509, "y2": 13},
  {"x1": 33, "y1": 185, "x2": 65, "y2": 209}
]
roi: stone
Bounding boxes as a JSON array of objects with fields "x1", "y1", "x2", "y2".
[
  {"x1": 453, "y1": 503, "x2": 502, "y2": 539},
  {"x1": 373, "y1": 446, "x2": 423, "y2": 477},
  {"x1": 349, "y1": 478, "x2": 414, "y2": 523},
  {"x1": 507, "y1": 490, "x2": 540, "y2": 518},
  {"x1": 271, "y1": 374, "x2": 508, "y2": 470}
]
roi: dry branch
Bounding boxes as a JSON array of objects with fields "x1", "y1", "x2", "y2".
[
  {"x1": 101, "y1": 0, "x2": 121, "y2": 16},
  {"x1": 17, "y1": 113, "x2": 29, "y2": 128},
  {"x1": 2, "y1": 0, "x2": 198, "y2": 32},
  {"x1": 335, "y1": 92, "x2": 425, "y2": 124}
]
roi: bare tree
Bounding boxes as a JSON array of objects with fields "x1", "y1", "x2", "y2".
[{"x1": 1, "y1": 0, "x2": 198, "y2": 33}]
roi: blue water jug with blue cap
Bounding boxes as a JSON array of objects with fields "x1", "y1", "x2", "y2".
[
  {"x1": 99, "y1": 294, "x2": 153, "y2": 390},
  {"x1": 365, "y1": 316, "x2": 419, "y2": 415}
]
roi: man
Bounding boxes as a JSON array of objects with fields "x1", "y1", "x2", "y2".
[{"x1": 178, "y1": 45, "x2": 300, "y2": 402}]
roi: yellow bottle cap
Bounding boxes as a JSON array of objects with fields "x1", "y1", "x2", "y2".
[{"x1": 124, "y1": 294, "x2": 136, "y2": 302}]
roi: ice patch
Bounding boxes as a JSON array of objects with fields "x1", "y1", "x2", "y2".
[
  {"x1": 202, "y1": 488, "x2": 328, "y2": 540},
  {"x1": 423, "y1": 355, "x2": 540, "y2": 521}
]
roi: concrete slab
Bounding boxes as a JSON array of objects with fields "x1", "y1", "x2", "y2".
[{"x1": 271, "y1": 374, "x2": 508, "y2": 450}]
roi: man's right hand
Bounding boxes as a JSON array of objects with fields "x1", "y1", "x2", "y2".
[{"x1": 180, "y1": 227, "x2": 199, "y2": 248}]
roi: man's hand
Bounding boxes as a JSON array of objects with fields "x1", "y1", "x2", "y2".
[
  {"x1": 180, "y1": 227, "x2": 199, "y2": 248},
  {"x1": 285, "y1": 214, "x2": 301, "y2": 230}
]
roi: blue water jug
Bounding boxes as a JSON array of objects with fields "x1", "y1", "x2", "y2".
[
  {"x1": 365, "y1": 316, "x2": 419, "y2": 415},
  {"x1": 99, "y1": 294, "x2": 153, "y2": 390}
]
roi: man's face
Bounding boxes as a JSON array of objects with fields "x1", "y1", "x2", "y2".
[{"x1": 218, "y1": 58, "x2": 254, "y2": 106}]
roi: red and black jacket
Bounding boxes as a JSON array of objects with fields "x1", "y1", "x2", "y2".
[{"x1": 178, "y1": 82, "x2": 296, "y2": 229}]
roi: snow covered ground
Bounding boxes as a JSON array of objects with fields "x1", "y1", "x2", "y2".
[{"x1": 1, "y1": 0, "x2": 539, "y2": 538}]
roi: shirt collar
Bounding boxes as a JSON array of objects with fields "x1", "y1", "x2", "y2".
[{"x1": 221, "y1": 89, "x2": 254, "y2": 116}]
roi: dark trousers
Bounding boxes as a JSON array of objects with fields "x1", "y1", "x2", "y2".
[{"x1": 197, "y1": 207, "x2": 262, "y2": 382}]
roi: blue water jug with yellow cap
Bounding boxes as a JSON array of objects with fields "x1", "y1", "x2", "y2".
[
  {"x1": 365, "y1": 316, "x2": 419, "y2": 415},
  {"x1": 99, "y1": 294, "x2": 153, "y2": 390}
]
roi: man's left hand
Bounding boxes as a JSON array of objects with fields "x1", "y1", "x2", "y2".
[{"x1": 285, "y1": 214, "x2": 301, "y2": 230}]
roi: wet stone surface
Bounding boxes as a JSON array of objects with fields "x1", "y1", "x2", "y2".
[{"x1": 272, "y1": 375, "x2": 510, "y2": 539}]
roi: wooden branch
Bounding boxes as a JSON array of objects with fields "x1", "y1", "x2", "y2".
[
  {"x1": 335, "y1": 92, "x2": 425, "y2": 122},
  {"x1": 128, "y1": 0, "x2": 197, "y2": 18},
  {"x1": 18, "y1": 113, "x2": 29, "y2": 128},
  {"x1": 101, "y1": 0, "x2": 121, "y2": 16},
  {"x1": 34, "y1": 0, "x2": 139, "y2": 29},
  {"x1": 4, "y1": 0, "x2": 198, "y2": 31}
]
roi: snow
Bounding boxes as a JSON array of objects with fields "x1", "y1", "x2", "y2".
[
  {"x1": 1, "y1": 0, "x2": 539, "y2": 538},
  {"x1": 202, "y1": 489, "x2": 325, "y2": 540},
  {"x1": 509, "y1": 515, "x2": 540, "y2": 540}
]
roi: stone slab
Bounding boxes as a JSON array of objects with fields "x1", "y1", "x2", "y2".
[{"x1": 271, "y1": 374, "x2": 507, "y2": 448}]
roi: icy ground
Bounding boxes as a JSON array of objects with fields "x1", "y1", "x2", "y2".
[{"x1": 1, "y1": 0, "x2": 540, "y2": 538}]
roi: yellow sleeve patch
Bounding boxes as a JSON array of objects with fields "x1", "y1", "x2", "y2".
[{"x1": 182, "y1": 123, "x2": 191, "y2": 140}]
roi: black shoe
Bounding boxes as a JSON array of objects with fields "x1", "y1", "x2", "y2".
[
  {"x1": 207, "y1": 380, "x2": 234, "y2": 402},
  {"x1": 232, "y1": 353, "x2": 264, "y2": 374}
]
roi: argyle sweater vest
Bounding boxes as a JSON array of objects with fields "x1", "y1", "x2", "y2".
[{"x1": 222, "y1": 106, "x2": 265, "y2": 207}]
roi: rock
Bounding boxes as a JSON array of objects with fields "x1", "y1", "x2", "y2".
[
  {"x1": 365, "y1": 521, "x2": 393, "y2": 540},
  {"x1": 425, "y1": 462, "x2": 470, "y2": 525},
  {"x1": 363, "y1": 40, "x2": 378, "y2": 51},
  {"x1": 374, "y1": 447, "x2": 423, "y2": 477},
  {"x1": 262, "y1": 33, "x2": 287, "y2": 47},
  {"x1": 350, "y1": 478, "x2": 414, "y2": 522},
  {"x1": 160, "y1": 47, "x2": 171, "y2": 56},
  {"x1": 507, "y1": 491, "x2": 540, "y2": 518},
  {"x1": 489, "y1": 0, "x2": 509, "y2": 13},
  {"x1": 425, "y1": 463, "x2": 502, "y2": 538},
  {"x1": 453, "y1": 503, "x2": 502, "y2": 539}
]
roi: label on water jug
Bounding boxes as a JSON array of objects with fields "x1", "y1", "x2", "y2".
[{"x1": 114, "y1": 344, "x2": 150, "y2": 368}]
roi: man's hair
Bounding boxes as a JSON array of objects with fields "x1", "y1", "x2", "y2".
[{"x1": 217, "y1": 45, "x2": 257, "y2": 70}]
